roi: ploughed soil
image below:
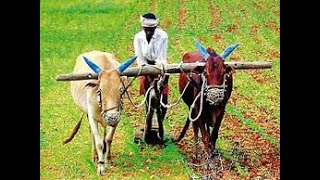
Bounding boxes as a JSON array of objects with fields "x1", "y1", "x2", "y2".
[{"x1": 128, "y1": 84, "x2": 279, "y2": 180}]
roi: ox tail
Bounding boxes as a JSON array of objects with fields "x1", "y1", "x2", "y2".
[
  {"x1": 63, "y1": 113, "x2": 84, "y2": 145},
  {"x1": 173, "y1": 118, "x2": 190, "y2": 143}
]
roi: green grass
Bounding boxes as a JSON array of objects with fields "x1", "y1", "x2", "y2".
[{"x1": 41, "y1": 0, "x2": 279, "y2": 179}]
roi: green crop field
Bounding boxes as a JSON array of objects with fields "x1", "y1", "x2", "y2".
[{"x1": 40, "y1": 0, "x2": 279, "y2": 179}]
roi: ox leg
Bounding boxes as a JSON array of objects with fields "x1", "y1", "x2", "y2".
[
  {"x1": 156, "y1": 94, "x2": 167, "y2": 141},
  {"x1": 144, "y1": 102, "x2": 149, "y2": 114},
  {"x1": 143, "y1": 103, "x2": 154, "y2": 144},
  {"x1": 210, "y1": 110, "x2": 224, "y2": 151},
  {"x1": 192, "y1": 121, "x2": 200, "y2": 161},
  {"x1": 173, "y1": 117, "x2": 190, "y2": 143},
  {"x1": 91, "y1": 132, "x2": 98, "y2": 163},
  {"x1": 87, "y1": 114, "x2": 106, "y2": 175},
  {"x1": 157, "y1": 94, "x2": 167, "y2": 141},
  {"x1": 160, "y1": 94, "x2": 168, "y2": 121},
  {"x1": 156, "y1": 106, "x2": 164, "y2": 141},
  {"x1": 88, "y1": 117, "x2": 98, "y2": 163},
  {"x1": 105, "y1": 125, "x2": 117, "y2": 167},
  {"x1": 173, "y1": 106, "x2": 192, "y2": 142},
  {"x1": 199, "y1": 122, "x2": 211, "y2": 158}
]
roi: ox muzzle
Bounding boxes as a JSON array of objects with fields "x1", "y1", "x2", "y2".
[
  {"x1": 203, "y1": 73, "x2": 228, "y2": 106},
  {"x1": 103, "y1": 111, "x2": 120, "y2": 127}
]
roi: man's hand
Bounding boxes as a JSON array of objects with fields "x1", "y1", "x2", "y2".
[
  {"x1": 155, "y1": 62, "x2": 166, "y2": 75},
  {"x1": 155, "y1": 61, "x2": 165, "y2": 67}
]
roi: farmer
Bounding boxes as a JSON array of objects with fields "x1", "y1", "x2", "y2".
[{"x1": 133, "y1": 12, "x2": 169, "y2": 104}]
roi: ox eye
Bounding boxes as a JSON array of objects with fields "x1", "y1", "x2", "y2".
[
  {"x1": 97, "y1": 89, "x2": 102, "y2": 107},
  {"x1": 97, "y1": 89, "x2": 101, "y2": 95}
]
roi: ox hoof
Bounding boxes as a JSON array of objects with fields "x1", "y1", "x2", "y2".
[{"x1": 97, "y1": 164, "x2": 106, "y2": 176}]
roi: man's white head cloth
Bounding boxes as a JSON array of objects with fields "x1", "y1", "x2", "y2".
[{"x1": 140, "y1": 13, "x2": 159, "y2": 27}]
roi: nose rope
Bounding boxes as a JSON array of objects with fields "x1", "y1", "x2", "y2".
[
  {"x1": 104, "y1": 106, "x2": 119, "y2": 112},
  {"x1": 97, "y1": 89, "x2": 120, "y2": 112},
  {"x1": 97, "y1": 89, "x2": 122, "y2": 127}
]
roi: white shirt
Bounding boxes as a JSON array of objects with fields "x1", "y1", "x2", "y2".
[{"x1": 133, "y1": 28, "x2": 168, "y2": 66}]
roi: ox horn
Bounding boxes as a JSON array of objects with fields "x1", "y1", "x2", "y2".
[
  {"x1": 83, "y1": 56, "x2": 102, "y2": 74},
  {"x1": 118, "y1": 56, "x2": 137, "y2": 73},
  {"x1": 194, "y1": 39, "x2": 210, "y2": 61},
  {"x1": 220, "y1": 43, "x2": 240, "y2": 60}
]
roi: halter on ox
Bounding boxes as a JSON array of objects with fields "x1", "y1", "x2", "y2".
[
  {"x1": 173, "y1": 40, "x2": 238, "y2": 157},
  {"x1": 63, "y1": 51, "x2": 137, "y2": 175}
]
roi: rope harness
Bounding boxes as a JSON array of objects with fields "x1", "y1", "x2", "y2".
[
  {"x1": 118, "y1": 62, "x2": 228, "y2": 124},
  {"x1": 96, "y1": 86, "x2": 123, "y2": 127},
  {"x1": 188, "y1": 73, "x2": 228, "y2": 122},
  {"x1": 121, "y1": 66, "x2": 154, "y2": 108}
]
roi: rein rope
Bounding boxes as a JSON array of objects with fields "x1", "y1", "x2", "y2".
[
  {"x1": 120, "y1": 65, "x2": 155, "y2": 108},
  {"x1": 160, "y1": 61, "x2": 191, "y2": 109},
  {"x1": 121, "y1": 64, "x2": 166, "y2": 109},
  {"x1": 119, "y1": 63, "x2": 227, "y2": 115},
  {"x1": 120, "y1": 66, "x2": 151, "y2": 108},
  {"x1": 159, "y1": 80, "x2": 190, "y2": 109},
  {"x1": 121, "y1": 63, "x2": 180, "y2": 110},
  {"x1": 159, "y1": 62, "x2": 191, "y2": 109},
  {"x1": 143, "y1": 64, "x2": 164, "y2": 113},
  {"x1": 188, "y1": 73, "x2": 206, "y2": 122}
]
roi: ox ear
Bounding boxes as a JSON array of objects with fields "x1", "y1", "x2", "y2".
[
  {"x1": 118, "y1": 56, "x2": 137, "y2": 73},
  {"x1": 220, "y1": 43, "x2": 240, "y2": 60},
  {"x1": 195, "y1": 39, "x2": 210, "y2": 60},
  {"x1": 83, "y1": 56, "x2": 102, "y2": 75}
]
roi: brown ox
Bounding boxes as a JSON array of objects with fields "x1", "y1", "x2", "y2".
[
  {"x1": 63, "y1": 50, "x2": 136, "y2": 175},
  {"x1": 174, "y1": 41, "x2": 235, "y2": 157}
]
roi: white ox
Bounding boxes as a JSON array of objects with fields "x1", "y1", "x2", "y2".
[{"x1": 63, "y1": 50, "x2": 136, "y2": 175}]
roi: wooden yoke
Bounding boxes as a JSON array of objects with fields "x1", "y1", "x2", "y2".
[{"x1": 56, "y1": 61, "x2": 272, "y2": 81}]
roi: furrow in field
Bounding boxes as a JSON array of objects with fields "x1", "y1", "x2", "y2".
[
  {"x1": 220, "y1": 113, "x2": 280, "y2": 179},
  {"x1": 229, "y1": 90, "x2": 280, "y2": 142},
  {"x1": 178, "y1": 0, "x2": 187, "y2": 31}
]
